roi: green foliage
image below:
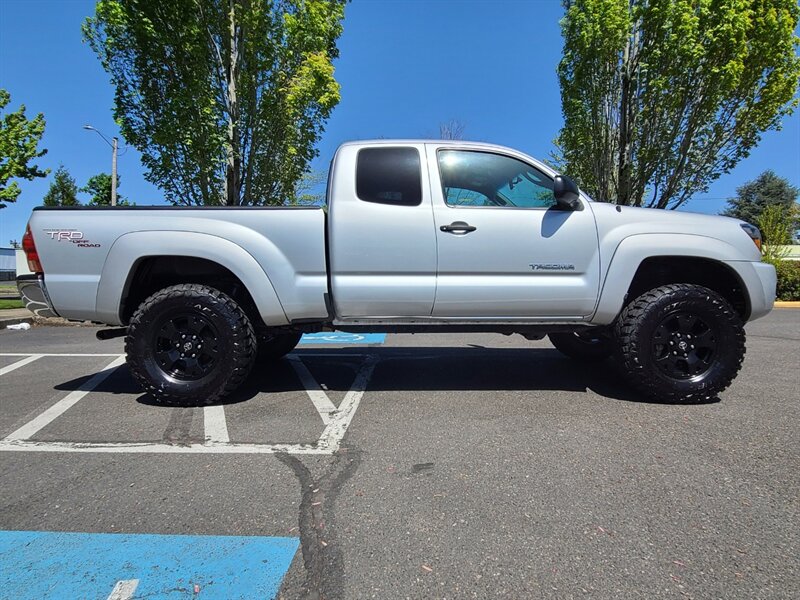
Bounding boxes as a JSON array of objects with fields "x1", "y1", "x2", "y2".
[
  {"x1": 757, "y1": 204, "x2": 795, "y2": 261},
  {"x1": 83, "y1": 0, "x2": 345, "y2": 206},
  {"x1": 290, "y1": 169, "x2": 327, "y2": 206},
  {"x1": 763, "y1": 257, "x2": 800, "y2": 301},
  {"x1": 723, "y1": 170, "x2": 799, "y2": 233},
  {"x1": 0, "y1": 89, "x2": 48, "y2": 209},
  {"x1": 557, "y1": 0, "x2": 800, "y2": 209},
  {"x1": 81, "y1": 172, "x2": 130, "y2": 206},
  {"x1": 42, "y1": 166, "x2": 80, "y2": 207}
]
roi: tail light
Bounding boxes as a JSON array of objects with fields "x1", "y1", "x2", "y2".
[{"x1": 22, "y1": 224, "x2": 43, "y2": 273}]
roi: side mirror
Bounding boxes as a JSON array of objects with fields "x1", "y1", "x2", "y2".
[{"x1": 553, "y1": 175, "x2": 582, "y2": 211}]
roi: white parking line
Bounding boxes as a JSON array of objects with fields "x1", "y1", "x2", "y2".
[
  {"x1": 318, "y1": 355, "x2": 378, "y2": 452},
  {"x1": 3, "y1": 356, "x2": 126, "y2": 442},
  {"x1": 287, "y1": 356, "x2": 338, "y2": 425},
  {"x1": 0, "y1": 354, "x2": 377, "y2": 455},
  {"x1": 0, "y1": 354, "x2": 43, "y2": 376},
  {"x1": 203, "y1": 405, "x2": 230, "y2": 443},
  {"x1": 106, "y1": 579, "x2": 139, "y2": 600}
]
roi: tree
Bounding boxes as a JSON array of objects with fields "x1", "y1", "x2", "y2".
[
  {"x1": 42, "y1": 166, "x2": 80, "y2": 207},
  {"x1": 81, "y1": 172, "x2": 129, "y2": 206},
  {"x1": 83, "y1": 0, "x2": 346, "y2": 207},
  {"x1": 0, "y1": 89, "x2": 47, "y2": 209},
  {"x1": 758, "y1": 204, "x2": 794, "y2": 258},
  {"x1": 439, "y1": 119, "x2": 466, "y2": 140},
  {"x1": 722, "y1": 170, "x2": 799, "y2": 232},
  {"x1": 557, "y1": 0, "x2": 800, "y2": 209}
]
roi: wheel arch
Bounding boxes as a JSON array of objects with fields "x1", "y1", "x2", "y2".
[
  {"x1": 95, "y1": 231, "x2": 289, "y2": 327},
  {"x1": 594, "y1": 234, "x2": 750, "y2": 324}
]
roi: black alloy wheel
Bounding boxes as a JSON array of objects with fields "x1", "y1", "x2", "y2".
[
  {"x1": 651, "y1": 311, "x2": 717, "y2": 380},
  {"x1": 126, "y1": 284, "x2": 256, "y2": 405},
  {"x1": 614, "y1": 283, "x2": 745, "y2": 403},
  {"x1": 153, "y1": 313, "x2": 220, "y2": 381}
]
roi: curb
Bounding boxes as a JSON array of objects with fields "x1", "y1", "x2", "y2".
[
  {"x1": 774, "y1": 301, "x2": 800, "y2": 308},
  {"x1": 0, "y1": 316, "x2": 33, "y2": 330}
]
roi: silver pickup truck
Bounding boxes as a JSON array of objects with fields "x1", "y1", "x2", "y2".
[{"x1": 18, "y1": 140, "x2": 775, "y2": 405}]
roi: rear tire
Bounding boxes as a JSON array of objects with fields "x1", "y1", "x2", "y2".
[
  {"x1": 126, "y1": 284, "x2": 256, "y2": 406},
  {"x1": 614, "y1": 284, "x2": 745, "y2": 403},
  {"x1": 548, "y1": 330, "x2": 614, "y2": 361},
  {"x1": 257, "y1": 331, "x2": 303, "y2": 360}
]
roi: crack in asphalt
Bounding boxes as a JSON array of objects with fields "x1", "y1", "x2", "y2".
[{"x1": 276, "y1": 448, "x2": 362, "y2": 600}]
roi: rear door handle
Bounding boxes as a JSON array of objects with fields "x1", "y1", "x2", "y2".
[{"x1": 440, "y1": 221, "x2": 477, "y2": 234}]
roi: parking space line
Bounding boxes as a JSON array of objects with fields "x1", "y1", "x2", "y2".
[
  {"x1": 318, "y1": 355, "x2": 379, "y2": 452},
  {"x1": 106, "y1": 579, "x2": 139, "y2": 600},
  {"x1": 0, "y1": 354, "x2": 377, "y2": 455},
  {"x1": 203, "y1": 405, "x2": 230, "y2": 443},
  {"x1": 288, "y1": 356, "x2": 338, "y2": 425},
  {"x1": 3, "y1": 356, "x2": 126, "y2": 442},
  {"x1": 0, "y1": 354, "x2": 43, "y2": 376}
]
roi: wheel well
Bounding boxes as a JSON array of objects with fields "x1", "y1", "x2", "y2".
[
  {"x1": 625, "y1": 257, "x2": 749, "y2": 320},
  {"x1": 120, "y1": 256, "x2": 264, "y2": 328}
]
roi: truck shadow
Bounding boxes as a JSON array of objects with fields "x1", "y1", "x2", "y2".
[
  {"x1": 52, "y1": 347, "x2": 720, "y2": 406},
  {"x1": 228, "y1": 346, "x2": 720, "y2": 406}
]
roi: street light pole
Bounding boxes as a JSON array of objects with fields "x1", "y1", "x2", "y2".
[
  {"x1": 83, "y1": 125, "x2": 119, "y2": 206},
  {"x1": 111, "y1": 137, "x2": 118, "y2": 206}
]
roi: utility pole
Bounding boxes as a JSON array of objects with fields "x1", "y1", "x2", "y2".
[
  {"x1": 83, "y1": 125, "x2": 120, "y2": 206},
  {"x1": 111, "y1": 137, "x2": 118, "y2": 206}
]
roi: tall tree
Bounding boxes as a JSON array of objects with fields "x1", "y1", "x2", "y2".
[
  {"x1": 722, "y1": 170, "x2": 799, "y2": 230},
  {"x1": 0, "y1": 89, "x2": 47, "y2": 209},
  {"x1": 557, "y1": 0, "x2": 800, "y2": 209},
  {"x1": 42, "y1": 166, "x2": 80, "y2": 207},
  {"x1": 83, "y1": 0, "x2": 345, "y2": 207},
  {"x1": 81, "y1": 172, "x2": 129, "y2": 206}
]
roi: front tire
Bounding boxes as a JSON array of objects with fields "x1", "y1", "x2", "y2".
[
  {"x1": 614, "y1": 284, "x2": 745, "y2": 403},
  {"x1": 126, "y1": 284, "x2": 256, "y2": 406}
]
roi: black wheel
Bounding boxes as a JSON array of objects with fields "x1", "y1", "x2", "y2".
[
  {"x1": 614, "y1": 283, "x2": 745, "y2": 403},
  {"x1": 548, "y1": 330, "x2": 613, "y2": 361},
  {"x1": 126, "y1": 284, "x2": 256, "y2": 406},
  {"x1": 257, "y1": 331, "x2": 303, "y2": 360}
]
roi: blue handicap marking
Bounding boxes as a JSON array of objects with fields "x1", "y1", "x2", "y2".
[
  {"x1": 299, "y1": 331, "x2": 386, "y2": 345},
  {"x1": 0, "y1": 530, "x2": 299, "y2": 599}
]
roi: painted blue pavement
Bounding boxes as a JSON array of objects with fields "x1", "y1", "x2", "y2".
[
  {"x1": 0, "y1": 530, "x2": 299, "y2": 599},
  {"x1": 299, "y1": 332, "x2": 386, "y2": 345}
]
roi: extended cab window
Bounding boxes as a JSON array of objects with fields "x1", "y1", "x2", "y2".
[
  {"x1": 438, "y1": 150, "x2": 555, "y2": 209},
  {"x1": 356, "y1": 147, "x2": 422, "y2": 206}
]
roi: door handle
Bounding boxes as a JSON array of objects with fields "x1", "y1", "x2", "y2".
[{"x1": 440, "y1": 221, "x2": 477, "y2": 234}]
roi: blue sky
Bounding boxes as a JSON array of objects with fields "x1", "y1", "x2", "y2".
[{"x1": 1, "y1": 0, "x2": 798, "y2": 245}]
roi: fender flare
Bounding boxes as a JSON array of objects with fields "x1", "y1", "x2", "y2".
[
  {"x1": 592, "y1": 233, "x2": 745, "y2": 324},
  {"x1": 94, "y1": 231, "x2": 289, "y2": 326}
]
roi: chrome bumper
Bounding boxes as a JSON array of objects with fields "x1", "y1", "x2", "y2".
[{"x1": 17, "y1": 274, "x2": 59, "y2": 318}]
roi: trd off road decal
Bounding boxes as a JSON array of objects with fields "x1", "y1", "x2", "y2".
[{"x1": 43, "y1": 229, "x2": 100, "y2": 248}]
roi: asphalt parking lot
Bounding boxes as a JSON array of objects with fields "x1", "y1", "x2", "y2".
[{"x1": 0, "y1": 310, "x2": 798, "y2": 599}]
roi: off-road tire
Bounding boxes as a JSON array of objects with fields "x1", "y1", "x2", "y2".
[
  {"x1": 548, "y1": 330, "x2": 614, "y2": 361},
  {"x1": 257, "y1": 331, "x2": 303, "y2": 361},
  {"x1": 614, "y1": 283, "x2": 745, "y2": 403},
  {"x1": 126, "y1": 284, "x2": 256, "y2": 406}
]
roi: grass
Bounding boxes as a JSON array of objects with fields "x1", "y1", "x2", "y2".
[{"x1": 0, "y1": 299, "x2": 24, "y2": 310}]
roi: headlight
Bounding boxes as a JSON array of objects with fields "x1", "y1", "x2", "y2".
[{"x1": 740, "y1": 222, "x2": 762, "y2": 252}]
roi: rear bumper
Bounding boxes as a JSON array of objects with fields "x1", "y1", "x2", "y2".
[
  {"x1": 17, "y1": 274, "x2": 59, "y2": 318},
  {"x1": 723, "y1": 260, "x2": 776, "y2": 322}
]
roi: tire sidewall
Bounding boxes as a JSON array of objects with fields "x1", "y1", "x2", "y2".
[
  {"x1": 127, "y1": 287, "x2": 253, "y2": 403},
  {"x1": 625, "y1": 289, "x2": 743, "y2": 398}
]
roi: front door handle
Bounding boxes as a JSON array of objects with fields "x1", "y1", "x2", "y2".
[{"x1": 440, "y1": 221, "x2": 477, "y2": 234}]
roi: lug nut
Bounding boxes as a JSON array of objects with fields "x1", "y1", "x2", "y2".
[
  {"x1": 181, "y1": 334, "x2": 186, "y2": 339},
  {"x1": 669, "y1": 341, "x2": 674, "y2": 346},
  {"x1": 180, "y1": 353, "x2": 185, "y2": 357}
]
